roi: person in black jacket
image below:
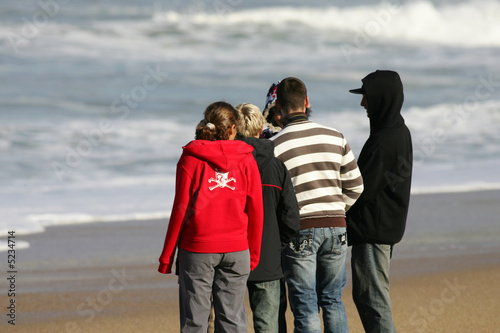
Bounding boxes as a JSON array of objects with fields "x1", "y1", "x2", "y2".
[
  {"x1": 347, "y1": 70, "x2": 413, "y2": 333},
  {"x1": 235, "y1": 103, "x2": 300, "y2": 333}
]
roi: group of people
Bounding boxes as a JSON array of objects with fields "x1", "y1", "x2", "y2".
[{"x1": 157, "y1": 70, "x2": 413, "y2": 333}]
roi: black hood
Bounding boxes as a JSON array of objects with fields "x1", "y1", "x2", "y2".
[
  {"x1": 362, "y1": 70, "x2": 405, "y2": 134},
  {"x1": 239, "y1": 137, "x2": 275, "y2": 172}
]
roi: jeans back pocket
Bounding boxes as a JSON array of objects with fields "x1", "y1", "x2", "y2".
[
  {"x1": 332, "y1": 228, "x2": 347, "y2": 255},
  {"x1": 287, "y1": 228, "x2": 314, "y2": 257}
]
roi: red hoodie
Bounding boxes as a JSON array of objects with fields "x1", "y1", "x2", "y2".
[{"x1": 158, "y1": 140, "x2": 264, "y2": 274}]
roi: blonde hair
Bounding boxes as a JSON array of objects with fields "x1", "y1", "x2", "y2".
[
  {"x1": 235, "y1": 103, "x2": 265, "y2": 138},
  {"x1": 195, "y1": 101, "x2": 239, "y2": 141}
]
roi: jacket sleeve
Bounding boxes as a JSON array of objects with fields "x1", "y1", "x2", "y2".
[
  {"x1": 340, "y1": 140, "x2": 364, "y2": 211},
  {"x1": 277, "y1": 161, "x2": 300, "y2": 248},
  {"x1": 158, "y1": 162, "x2": 191, "y2": 274},
  {"x1": 246, "y1": 156, "x2": 264, "y2": 271}
]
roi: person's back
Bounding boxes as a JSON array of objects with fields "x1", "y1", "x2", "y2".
[
  {"x1": 235, "y1": 103, "x2": 300, "y2": 333},
  {"x1": 240, "y1": 136, "x2": 299, "y2": 279},
  {"x1": 157, "y1": 101, "x2": 264, "y2": 332},
  {"x1": 272, "y1": 121, "x2": 363, "y2": 225},
  {"x1": 270, "y1": 78, "x2": 363, "y2": 333},
  {"x1": 347, "y1": 70, "x2": 412, "y2": 245}
]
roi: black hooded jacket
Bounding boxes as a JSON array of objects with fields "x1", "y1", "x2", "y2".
[
  {"x1": 240, "y1": 137, "x2": 300, "y2": 282},
  {"x1": 347, "y1": 70, "x2": 413, "y2": 245}
]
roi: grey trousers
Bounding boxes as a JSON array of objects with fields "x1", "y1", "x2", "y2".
[{"x1": 178, "y1": 248, "x2": 250, "y2": 333}]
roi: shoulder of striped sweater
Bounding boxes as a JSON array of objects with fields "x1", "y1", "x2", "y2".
[
  {"x1": 304, "y1": 121, "x2": 342, "y2": 133},
  {"x1": 322, "y1": 124, "x2": 343, "y2": 135}
]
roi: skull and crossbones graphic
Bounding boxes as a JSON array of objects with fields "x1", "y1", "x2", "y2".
[{"x1": 208, "y1": 170, "x2": 236, "y2": 191}]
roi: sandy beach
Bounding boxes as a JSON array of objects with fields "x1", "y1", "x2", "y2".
[{"x1": 2, "y1": 190, "x2": 500, "y2": 332}]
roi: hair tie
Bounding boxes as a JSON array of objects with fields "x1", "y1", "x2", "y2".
[{"x1": 206, "y1": 122, "x2": 215, "y2": 130}]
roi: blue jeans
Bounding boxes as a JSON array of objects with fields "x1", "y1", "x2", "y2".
[
  {"x1": 351, "y1": 243, "x2": 396, "y2": 333},
  {"x1": 283, "y1": 227, "x2": 348, "y2": 333},
  {"x1": 247, "y1": 279, "x2": 280, "y2": 333}
]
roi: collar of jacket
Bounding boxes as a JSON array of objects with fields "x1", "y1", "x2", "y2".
[{"x1": 284, "y1": 113, "x2": 308, "y2": 126}]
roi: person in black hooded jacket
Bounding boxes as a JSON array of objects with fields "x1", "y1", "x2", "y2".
[
  {"x1": 235, "y1": 103, "x2": 300, "y2": 333},
  {"x1": 347, "y1": 70, "x2": 413, "y2": 333}
]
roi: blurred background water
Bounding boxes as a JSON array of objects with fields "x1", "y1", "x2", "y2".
[{"x1": 1, "y1": 0, "x2": 500, "y2": 239}]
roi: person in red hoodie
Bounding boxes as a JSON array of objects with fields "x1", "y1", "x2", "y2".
[{"x1": 158, "y1": 101, "x2": 264, "y2": 332}]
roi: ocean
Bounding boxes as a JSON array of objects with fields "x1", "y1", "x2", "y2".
[{"x1": 1, "y1": 0, "x2": 500, "y2": 248}]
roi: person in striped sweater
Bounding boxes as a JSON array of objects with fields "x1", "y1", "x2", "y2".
[{"x1": 270, "y1": 77, "x2": 364, "y2": 333}]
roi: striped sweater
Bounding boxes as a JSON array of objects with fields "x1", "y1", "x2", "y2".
[{"x1": 271, "y1": 117, "x2": 364, "y2": 229}]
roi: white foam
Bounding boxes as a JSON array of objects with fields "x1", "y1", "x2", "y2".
[
  {"x1": 4, "y1": 0, "x2": 500, "y2": 61},
  {"x1": 149, "y1": 0, "x2": 500, "y2": 47},
  {"x1": 0, "y1": 207, "x2": 172, "y2": 238},
  {"x1": 27, "y1": 211, "x2": 170, "y2": 228}
]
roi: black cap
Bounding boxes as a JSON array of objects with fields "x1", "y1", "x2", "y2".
[{"x1": 349, "y1": 85, "x2": 365, "y2": 94}]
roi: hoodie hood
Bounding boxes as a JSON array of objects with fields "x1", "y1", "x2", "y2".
[
  {"x1": 239, "y1": 137, "x2": 275, "y2": 172},
  {"x1": 362, "y1": 70, "x2": 405, "y2": 134},
  {"x1": 183, "y1": 140, "x2": 254, "y2": 172}
]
